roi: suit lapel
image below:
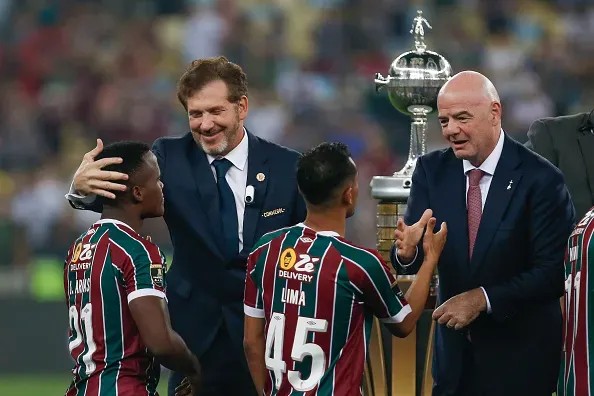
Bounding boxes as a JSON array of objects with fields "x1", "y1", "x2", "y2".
[
  {"x1": 438, "y1": 153, "x2": 470, "y2": 268},
  {"x1": 242, "y1": 131, "x2": 269, "y2": 255},
  {"x1": 186, "y1": 137, "x2": 226, "y2": 260},
  {"x1": 577, "y1": 130, "x2": 594, "y2": 203},
  {"x1": 470, "y1": 135, "x2": 522, "y2": 271}
]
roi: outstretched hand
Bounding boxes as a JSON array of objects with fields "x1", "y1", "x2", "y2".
[
  {"x1": 394, "y1": 209, "x2": 433, "y2": 262},
  {"x1": 422, "y1": 217, "x2": 447, "y2": 263}
]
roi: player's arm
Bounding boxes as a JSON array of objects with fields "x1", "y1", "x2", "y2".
[
  {"x1": 243, "y1": 247, "x2": 267, "y2": 395},
  {"x1": 385, "y1": 218, "x2": 446, "y2": 337},
  {"x1": 129, "y1": 296, "x2": 201, "y2": 379},
  {"x1": 120, "y1": 240, "x2": 200, "y2": 393},
  {"x1": 361, "y1": 218, "x2": 446, "y2": 337},
  {"x1": 244, "y1": 315, "x2": 266, "y2": 394}
]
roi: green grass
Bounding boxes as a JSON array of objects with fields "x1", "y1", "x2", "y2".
[{"x1": 0, "y1": 373, "x2": 169, "y2": 395}]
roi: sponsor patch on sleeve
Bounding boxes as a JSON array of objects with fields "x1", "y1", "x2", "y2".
[{"x1": 150, "y1": 263, "x2": 164, "y2": 287}]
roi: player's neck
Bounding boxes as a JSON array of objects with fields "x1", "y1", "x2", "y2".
[
  {"x1": 101, "y1": 207, "x2": 144, "y2": 234},
  {"x1": 303, "y1": 210, "x2": 346, "y2": 238}
]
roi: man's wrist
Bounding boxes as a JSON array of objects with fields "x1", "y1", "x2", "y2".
[
  {"x1": 477, "y1": 287, "x2": 491, "y2": 313},
  {"x1": 395, "y1": 245, "x2": 418, "y2": 267}
]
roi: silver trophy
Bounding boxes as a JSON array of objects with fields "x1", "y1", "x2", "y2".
[
  {"x1": 371, "y1": 10, "x2": 452, "y2": 284},
  {"x1": 373, "y1": 10, "x2": 452, "y2": 199},
  {"x1": 363, "y1": 12, "x2": 453, "y2": 396}
]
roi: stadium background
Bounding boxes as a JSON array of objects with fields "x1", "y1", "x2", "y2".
[{"x1": 0, "y1": 0, "x2": 592, "y2": 394}]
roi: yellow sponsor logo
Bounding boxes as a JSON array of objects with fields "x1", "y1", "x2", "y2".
[
  {"x1": 280, "y1": 248, "x2": 296, "y2": 270},
  {"x1": 71, "y1": 242, "x2": 82, "y2": 263}
]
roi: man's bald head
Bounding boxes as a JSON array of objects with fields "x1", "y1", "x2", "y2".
[
  {"x1": 439, "y1": 71, "x2": 500, "y2": 105},
  {"x1": 437, "y1": 71, "x2": 503, "y2": 167}
]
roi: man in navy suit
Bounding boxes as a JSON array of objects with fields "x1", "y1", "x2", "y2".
[
  {"x1": 65, "y1": 56, "x2": 306, "y2": 396},
  {"x1": 391, "y1": 71, "x2": 575, "y2": 396}
]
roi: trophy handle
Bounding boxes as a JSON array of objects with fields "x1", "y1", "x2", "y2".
[{"x1": 374, "y1": 73, "x2": 389, "y2": 93}]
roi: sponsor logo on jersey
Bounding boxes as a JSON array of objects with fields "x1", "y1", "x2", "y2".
[
  {"x1": 150, "y1": 263, "x2": 164, "y2": 287},
  {"x1": 278, "y1": 248, "x2": 319, "y2": 283},
  {"x1": 71, "y1": 243, "x2": 96, "y2": 265}
]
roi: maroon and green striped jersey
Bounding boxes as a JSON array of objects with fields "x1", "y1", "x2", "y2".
[
  {"x1": 244, "y1": 223, "x2": 411, "y2": 396},
  {"x1": 559, "y1": 207, "x2": 594, "y2": 396},
  {"x1": 63, "y1": 219, "x2": 167, "y2": 396}
]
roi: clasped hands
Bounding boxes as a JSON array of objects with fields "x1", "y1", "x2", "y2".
[{"x1": 395, "y1": 209, "x2": 487, "y2": 331}]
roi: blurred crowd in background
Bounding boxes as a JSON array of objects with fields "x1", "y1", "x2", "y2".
[{"x1": 0, "y1": 0, "x2": 593, "y2": 298}]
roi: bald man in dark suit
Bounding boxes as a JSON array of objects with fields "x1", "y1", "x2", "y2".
[{"x1": 526, "y1": 110, "x2": 594, "y2": 220}]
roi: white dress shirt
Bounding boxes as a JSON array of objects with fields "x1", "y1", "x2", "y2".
[
  {"x1": 206, "y1": 130, "x2": 248, "y2": 253},
  {"x1": 396, "y1": 130, "x2": 505, "y2": 314}
]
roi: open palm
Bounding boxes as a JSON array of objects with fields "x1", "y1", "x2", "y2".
[{"x1": 394, "y1": 209, "x2": 433, "y2": 261}]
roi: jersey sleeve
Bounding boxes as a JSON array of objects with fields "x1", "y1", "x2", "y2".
[
  {"x1": 244, "y1": 246, "x2": 265, "y2": 318},
  {"x1": 118, "y1": 239, "x2": 167, "y2": 304},
  {"x1": 351, "y1": 250, "x2": 411, "y2": 324}
]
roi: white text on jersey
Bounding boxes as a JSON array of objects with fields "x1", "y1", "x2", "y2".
[
  {"x1": 69, "y1": 278, "x2": 91, "y2": 295},
  {"x1": 281, "y1": 287, "x2": 306, "y2": 306}
]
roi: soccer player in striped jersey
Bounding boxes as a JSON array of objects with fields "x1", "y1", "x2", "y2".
[
  {"x1": 558, "y1": 206, "x2": 594, "y2": 396},
  {"x1": 243, "y1": 142, "x2": 447, "y2": 395},
  {"x1": 64, "y1": 141, "x2": 201, "y2": 396}
]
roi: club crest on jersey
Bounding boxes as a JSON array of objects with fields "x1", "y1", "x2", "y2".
[
  {"x1": 150, "y1": 263, "x2": 164, "y2": 287},
  {"x1": 278, "y1": 247, "x2": 319, "y2": 283}
]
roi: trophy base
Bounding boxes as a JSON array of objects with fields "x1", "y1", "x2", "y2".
[{"x1": 370, "y1": 174, "x2": 413, "y2": 202}]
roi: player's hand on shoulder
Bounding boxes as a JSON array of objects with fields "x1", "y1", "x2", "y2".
[
  {"x1": 422, "y1": 217, "x2": 447, "y2": 264},
  {"x1": 73, "y1": 138, "x2": 129, "y2": 199},
  {"x1": 394, "y1": 209, "x2": 433, "y2": 261}
]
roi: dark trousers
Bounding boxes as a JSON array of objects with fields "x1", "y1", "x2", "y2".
[
  {"x1": 168, "y1": 324, "x2": 259, "y2": 396},
  {"x1": 432, "y1": 339, "x2": 483, "y2": 396}
]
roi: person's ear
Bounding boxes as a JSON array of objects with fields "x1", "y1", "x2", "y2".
[
  {"x1": 342, "y1": 185, "x2": 354, "y2": 206},
  {"x1": 131, "y1": 185, "x2": 144, "y2": 203}
]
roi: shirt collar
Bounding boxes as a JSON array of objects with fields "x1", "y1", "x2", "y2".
[
  {"x1": 297, "y1": 223, "x2": 341, "y2": 237},
  {"x1": 206, "y1": 128, "x2": 248, "y2": 171},
  {"x1": 462, "y1": 129, "x2": 505, "y2": 176},
  {"x1": 94, "y1": 218, "x2": 135, "y2": 233}
]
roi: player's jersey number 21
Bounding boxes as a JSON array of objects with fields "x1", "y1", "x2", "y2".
[
  {"x1": 266, "y1": 313, "x2": 328, "y2": 392},
  {"x1": 68, "y1": 303, "x2": 97, "y2": 375}
]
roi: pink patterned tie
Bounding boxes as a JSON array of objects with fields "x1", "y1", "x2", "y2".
[{"x1": 467, "y1": 169, "x2": 485, "y2": 258}]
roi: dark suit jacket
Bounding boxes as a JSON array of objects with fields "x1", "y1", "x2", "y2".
[
  {"x1": 68, "y1": 131, "x2": 306, "y2": 358},
  {"x1": 390, "y1": 134, "x2": 575, "y2": 395},
  {"x1": 526, "y1": 111, "x2": 594, "y2": 220}
]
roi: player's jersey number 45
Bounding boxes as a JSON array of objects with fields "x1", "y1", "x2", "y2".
[{"x1": 266, "y1": 313, "x2": 328, "y2": 392}]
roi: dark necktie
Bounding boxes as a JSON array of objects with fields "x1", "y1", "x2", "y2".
[
  {"x1": 212, "y1": 158, "x2": 239, "y2": 257},
  {"x1": 467, "y1": 168, "x2": 485, "y2": 259}
]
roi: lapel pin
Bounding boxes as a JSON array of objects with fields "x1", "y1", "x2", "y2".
[
  {"x1": 507, "y1": 180, "x2": 513, "y2": 190},
  {"x1": 256, "y1": 173, "x2": 265, "y2": 182}
]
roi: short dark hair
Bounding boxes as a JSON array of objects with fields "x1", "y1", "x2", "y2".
[
  {"x1": 176, "y1": 56, "x2": 248, "y2": 111},
  {"x1": 296, "y1": 142, "x2": 357, "y2": 207},
  {"x1": 95, "y1": 141, "x2": 152, "y2": 207}
]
